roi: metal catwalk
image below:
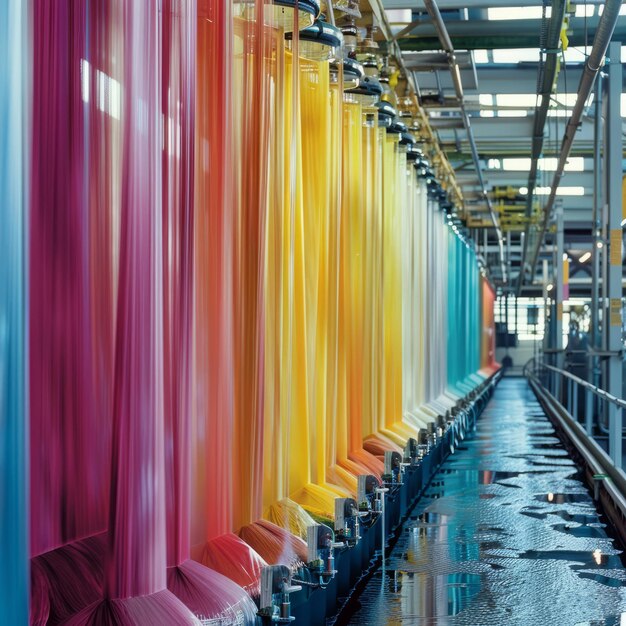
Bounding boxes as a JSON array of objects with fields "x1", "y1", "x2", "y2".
[{"x1": 345, "y1": 378, "x2": 626, "y2": 625}]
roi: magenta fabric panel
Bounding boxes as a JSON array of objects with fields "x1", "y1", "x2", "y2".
[
  {"x1": 30, "y1": 0, "x2": 111, "y2": 558},
  {"x1": 161, "y1": 0, "x2": 196, "y2": 571}
]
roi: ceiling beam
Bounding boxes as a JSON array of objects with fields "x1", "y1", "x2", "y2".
[
  {"x1": 384, "y1": 0, "x2": 601, "y2": 9},
  {"x1": 433, "y1": 116, "x2": 596, "y2": 143},
  {"x1": 414, "y1": 66, "x2": 588, "y2": 94},
  {"x1": 396, "y1": 16, "x2": 626, "y2": 50}
]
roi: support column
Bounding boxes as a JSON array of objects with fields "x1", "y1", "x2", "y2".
[
  {"x1": 555, "y1": 206, "x2": 564, "y2": 373},
  {"x1": 591, "y1": 73, "x2": 602, "y2": 389},
  {"x1": 602, "y1": 42, "x2": 623, "y2": 469},
  {"x1": 542, "y1": 259, "x2": 549, "y2": 351}
]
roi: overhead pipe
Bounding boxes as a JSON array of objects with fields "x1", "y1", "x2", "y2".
[
  {"x1": 524, "y1": 0, "x2": 623, "y2": 284},
  {"x1": 422, "y1": 0, "x2": 507, "y2": 283},
  {"x1": 518, "y1": 0, "x2": 568, "y2": 294}
]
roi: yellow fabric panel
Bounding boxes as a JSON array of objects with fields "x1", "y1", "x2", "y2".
[
  {"x1": 381, "y1": 136, "x2": 414, "y2": 445},
  {"x1": 361, "y1": 120, "x2": 382, "y2": 441},
  {"x1": 263, "y1": 43, "x2": 288, "y2": 513},
  {"x1": 264, "y1": 56, "x2": 347, "y2": 522}
]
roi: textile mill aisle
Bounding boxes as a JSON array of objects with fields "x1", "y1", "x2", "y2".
[{"x1": 344, "y1": 378, "x2": 626, "y2": 626}]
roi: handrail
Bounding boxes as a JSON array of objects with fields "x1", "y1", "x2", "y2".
[
  {"x1": 525, "y1": 357, "x2": 626, "y2": 411},
  {"x1": 526, "y1": 372, "x2": 626, "y2": 548}
]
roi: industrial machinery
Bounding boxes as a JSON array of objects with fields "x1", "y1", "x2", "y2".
[
  {"x1": 417, "y1": 428, "x2": 430, "y2": 458},
  {"x1": 257, "y1": 565, "x2": 302, "y2": 624},
  {"x1": 334, "y1": 497, "x2": 362, "y2": 546},
  {"x1": 383, "y1": 450, "x2": 403, "y2": 485},
  {"x1": 357, "y1": 474, "x2": 379, "y2": 513},
  {"x1": 306, "y1": 524, "x2": 344, "y2": 585},
  {"x1": 403, "y1": 437, "x2": 418, "y2": 466}
]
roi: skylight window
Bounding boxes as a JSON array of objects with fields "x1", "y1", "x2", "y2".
[
  {"x1": 547, "y1": 109, "x2": 572, "y2": 117},
  {"x1": 519, "y1": 186, "x2": 585, "y2": 196},
  {"x1": 476, "y1": 92, "x2": 590, "y2": 115},
  {"x1": 385, "y1": 9, "x2": 411, "y2": 23},
  {"x1": 597, "y1": 5, "x2": 626, "y2": 15},
  {"x1": 385, "y1": 8, "x2": 411, "y2": 34},
  {"x1": 473, "y1": 50, "x2": 490, "y2": 64},
  {"x1": 496, "y1": 94, "x2": 538, "y2": 107},
  {"x1": 575, "y1": 5, "x2": 595, "y2": 17},
  {"x1": 562, "y1": 47, "x2": 587, "y2": 63},
  {"x1": 552, "y1": 93, "x2": 580, "y2": 107},
  {"x1": 491, "y1": 48, "x2": 541, "y2": 63},
  {"x1": 497, "y1": 110, "x2": 527, "y2": 117},
  {"x1": 487, "y1": 7, "x2": 549, "y2": 20},
  {"x1": 501, "y1": 157, "x2": 584, "y2": 172}
]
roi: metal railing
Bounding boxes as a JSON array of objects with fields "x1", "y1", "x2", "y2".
[
  {"x1": 523, "y1": 356, "x2": 626, "y2": 545},
  {"x1": 524, "y1": 357, "x2": 626, "y2": 465}
]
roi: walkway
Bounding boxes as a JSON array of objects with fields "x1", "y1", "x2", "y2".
[{"x1": 345, "y1": 378, "x2": 626, "y2": 625}]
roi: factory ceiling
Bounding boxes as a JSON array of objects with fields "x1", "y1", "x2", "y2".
[{"x1": 352, "y1": 0, "x2": 626, "y2": 294}]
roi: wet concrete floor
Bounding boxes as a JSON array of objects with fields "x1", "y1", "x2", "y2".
[{"x1": 345, "y1": 378, "x2": 626, "y2": 625}]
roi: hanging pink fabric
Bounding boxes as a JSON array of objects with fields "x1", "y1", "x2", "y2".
[
  {"x1": 161, "y1": 1, "x2": 256, "y2": 622},
  {"x1": 60, "y1": 2, "x2": 195, "y2": 623},
  {"x1": 29, "y1": 0, "x2": 107, "y2": 561},
  {"x1": 29, "y1": 2, "x2": 114, "y2": 622}
]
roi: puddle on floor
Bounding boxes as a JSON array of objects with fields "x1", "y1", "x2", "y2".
[
  {"x1": 552, "y1": 523, "x2": 608, "y2": 539},
  {"x1": 535, "y1": 492, "x2": 591, "y2": 504},
  {"x1": 517, "y1": 548, "x2": 618, "y2": 567},
  {"x1": 574, "y1": 616, "x2": 626, "y2": 626},
  {"x1": 343, "y1": 379, "x2": 626, "y2": 626}
]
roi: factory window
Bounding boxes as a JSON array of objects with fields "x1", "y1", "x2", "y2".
[
  {"x1": 496, "y1": 296, "x2": 593, "y2": 347},
  {"x1": 495, "y1": 297, "x2": 545, "y2": 341},
  {"x1": 501, "y1": 157, "x2": 584, "y2": 172},
  {"x1": 487, "y1": 8, "x2": 548, "y2": 21}
]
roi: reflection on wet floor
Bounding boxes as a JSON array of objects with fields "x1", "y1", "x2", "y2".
[{"x1": 345, "y1": 378, "x2": 626, "y2": 625}]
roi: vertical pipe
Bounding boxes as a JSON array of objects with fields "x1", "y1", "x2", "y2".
[{"x1": 603, "y1": 42, "x2": 623, "y2": 469}]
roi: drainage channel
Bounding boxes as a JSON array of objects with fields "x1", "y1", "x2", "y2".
[{"x1": 338, "y1": 378, "x2": 626, "y2": 626}]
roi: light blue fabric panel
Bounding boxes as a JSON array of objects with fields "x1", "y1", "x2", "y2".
[{"x1": 0, "y1": 1, "x2": 29, "y2": 623}]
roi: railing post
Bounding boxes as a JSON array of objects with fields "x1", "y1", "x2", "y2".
[
  {"x1": 572, "y1": 380, "x2": 578, "y2": 421},
  {"x1": 609, "y1": 405, "x2": 623, "y2": 470},
  {"x1": 585, "y1": 388, "x2": 593, "y2": 435},
  {"x1": 566, "y1": 378, "x2": 572, "y2": 414}
]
